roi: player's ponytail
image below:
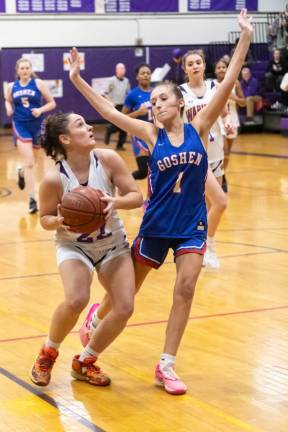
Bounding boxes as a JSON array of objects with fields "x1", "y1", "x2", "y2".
[{"x1": 40, "y1": 113, "x2": 71, "y2": 160}]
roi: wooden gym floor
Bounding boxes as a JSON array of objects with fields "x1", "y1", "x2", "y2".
[{"x1": 0, "y1": 126, "x2": 287, "y2": 432}]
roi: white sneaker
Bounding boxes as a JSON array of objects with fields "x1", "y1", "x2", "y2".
[{"x1": 203, "y1": 250, "x2": 220, "y2": 269}]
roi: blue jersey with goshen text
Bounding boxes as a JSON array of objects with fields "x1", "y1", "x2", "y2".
[
  {"x1": 139, "y1": 123, "x2": 208, "y2": 238},
  {"x1": 12, "y1": 78, "x2": 43, "y2": 122}
]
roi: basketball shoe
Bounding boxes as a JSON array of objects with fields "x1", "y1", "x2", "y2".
[
  {"x1": 17, "y1": 167, "x2": 25, "y2": 190},
  {"x1": 30, "y1": 345, "x2": 59, "y2": 386},
  {"x1": 29, "y1": 197, "x2": 38, "y2": 214},
  {"x1": 79, "y1": 303, "x2": 100, "y2": 347},
  {"x1": 71, "y1": 355, "x2": 111, "y2": 386},
  {"x1": 203, "y1": 250, "x2": 220, "y2": 269},
  {"x1": 154, "y1": 363, "x2": 187, "y2": 395},
  {"x1": 203, "y1": 238, "x2": 220, "y2": 269}
]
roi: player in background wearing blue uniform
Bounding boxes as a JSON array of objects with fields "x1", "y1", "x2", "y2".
[
  {"x1": 5, "y1": 58, "x2": 56, "y2": 213},
  {"x1": 122, "y1": 63, "x2": 152, "y2": 180},
  {"x1": 69, "y1": 9, "x2": 253, "y2": 395}
]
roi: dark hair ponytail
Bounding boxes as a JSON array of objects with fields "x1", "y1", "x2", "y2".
[{"x1": 40, "y1": 113, "x2": 72, "y2": 160}]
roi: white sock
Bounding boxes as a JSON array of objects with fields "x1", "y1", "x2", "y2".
[
  {"x1": 159, "y1": 353, "x2": 176, "y2": 369},
  {"x1": 45, "y1": 338, "x2": 60, "y2": 351},
  {"x1": 207, "y1": 236, "x2": 216, "y2": 251},
  {"x1": 79, "y1": 345, "x2": 99, "y2": 362},
  {"x1": 91, "y1": 310, "x2": 102, "y2": 330}
]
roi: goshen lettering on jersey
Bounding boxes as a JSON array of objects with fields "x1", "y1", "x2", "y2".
[
  {"x1": 185, "y1": 103, "x2": 206, "y2": 122},
  {"x1": 157, "y1": 151, "x2": 203, "y2": 171},
  {"x1": 13, "y1": 89, "x2": 36, "y2": 98}
]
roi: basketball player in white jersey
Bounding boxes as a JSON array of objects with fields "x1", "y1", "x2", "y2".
[
  {"x1": 214, "y1": 58, "x2": 246, "y2": 192},
  {"x1": 30, "y1": 112, "x2": 142, "y2": 387},
  {"x1": 179, "y1": 50, "x2": 231, "y2": 269}
]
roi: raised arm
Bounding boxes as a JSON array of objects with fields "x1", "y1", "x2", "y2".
[
  {"x1": 69, "y1": 48, "x2": 156, "y2": 146},
  {"x1": 193, "y1": 9, "x2": 253, "y2": 135}
]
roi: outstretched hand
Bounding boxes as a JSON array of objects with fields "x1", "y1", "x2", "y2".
[
  {"x1": 69, "y1": 47, "x2": 81, "y2": 81},
  {"x1": 238, "y1": 8, "x2": 253, "y2": 34}
]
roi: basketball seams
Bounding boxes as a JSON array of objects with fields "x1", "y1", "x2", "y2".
[
  {"x1": 60, "y1": 186, "x2": 106, "y2": 233},
  {"x1": 63, "y1": 191, "x2": 97, "y2": 213}
]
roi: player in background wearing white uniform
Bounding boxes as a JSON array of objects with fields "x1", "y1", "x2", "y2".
[
  {"x1": 30, "y1": 112, "x2": 142, "y2": 387},
  {"x1": 180, "y1": 51, "x2": 232, "y2": 269},
  {"x1": 214, "y1": 58, "x2": 246, "y2": 192}
]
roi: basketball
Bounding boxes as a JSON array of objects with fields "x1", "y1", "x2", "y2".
[{"x1": 60, "y1": 186, "x2": 106, "y2": 233}]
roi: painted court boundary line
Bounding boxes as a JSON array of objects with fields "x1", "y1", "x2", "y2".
[
  {"x1": 0, "y1": 367, "x2": 105, "y2": 432},
  {"x1": 0, "y1": 304, "x2": 287, "y2": 344}
]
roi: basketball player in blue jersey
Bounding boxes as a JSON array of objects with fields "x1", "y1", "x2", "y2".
[
  {"x1": 5, "y1": 58, "x2": 56, "y2": 213},
  {"x1": 122, "y1": 63, "x2": 152, "y2": 180},
  {"x1": 69, "y1": 8, "x2": 253, "y2": 395}
]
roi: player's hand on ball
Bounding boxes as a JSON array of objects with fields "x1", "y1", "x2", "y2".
[
  {"x1": 101, "y1": 193, "x2": 115, "y2": 221},
  {"x1": 57, "y1": 204, "x2": 71, "y2": 231}
]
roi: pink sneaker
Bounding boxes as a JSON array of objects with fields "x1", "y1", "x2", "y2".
[
  {"x1": 154, "y1": 363, "x2": 187, "y2": 395},
  {"x1": 79, "y1": 303, "x2": 99, "y2": 347}
]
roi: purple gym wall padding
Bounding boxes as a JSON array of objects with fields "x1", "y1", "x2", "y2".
[
  {"x1": 0, "y1": 44, "x2": 269, "y2": 126},
  {"x1": 105, "y1": 0, "x2": 178, "y2": 13},
  {"x1": 16, "y1": 0, "x2": 95, "y2": 13},
  {"x1": 0, "y1": 0, "x2": 5, "y2": 12},
  {"x1": 188, "y1": 0, "x2": 258, "y2": 11}
]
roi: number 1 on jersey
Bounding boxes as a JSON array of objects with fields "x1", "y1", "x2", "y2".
[{"x1": 173, "y1": 171, "x2": 184, "y2": 193}]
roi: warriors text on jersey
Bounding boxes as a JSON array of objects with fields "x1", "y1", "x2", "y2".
[
  {"x1": 180, "y1": 80, "x2": 224, "y2": 163},
  {"x1": 139, "y1": 124, "x2": 208, "y2": 238}
]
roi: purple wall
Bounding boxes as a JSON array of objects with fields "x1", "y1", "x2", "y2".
[{"x1": 0, "y1": 44, "x2": 269, "y2": 126}]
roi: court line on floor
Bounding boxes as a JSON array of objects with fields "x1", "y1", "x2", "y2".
[
  {"x1": 0, "y1": 304, "x2": 287, "y2": 344},
  {"x1": 0, "y1": 367, "x2": 105, "y2": 432},
  {"x1": 1, "y1": 232, "x2": 288, "y2": 248},
  {"x1": 231, "y1": 150, "x2": 288, "y2": 159},
  {"x1": 0, "y1": 247, "x2": 286, "y2": 282}
]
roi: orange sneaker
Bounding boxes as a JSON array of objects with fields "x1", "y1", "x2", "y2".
[
  {"x1": 71, "y1": 355, "x2": 111, "y2": 386},
  {"x1": 30, "y1": 345, "x2": 59, "y2": 386}
]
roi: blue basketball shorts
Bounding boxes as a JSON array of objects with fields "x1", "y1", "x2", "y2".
[
  {"x1": 131, "y1": 136, "x2": 150, "y2": 158},
  {"x1": 132, "y1": 235, "x2": 207, "y2": 269},
  {"x1": 13, "y1": 119, "x2": 43, "y2": 148}
]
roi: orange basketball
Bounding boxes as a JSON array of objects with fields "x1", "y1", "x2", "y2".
[{"x1": 60, "y1": 186, "x2": 106, "y2": 233}]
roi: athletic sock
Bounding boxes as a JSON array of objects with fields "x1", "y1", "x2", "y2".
[
  {"x1": 45, "y1": 338, "x2": 60, "y2": 351},
  {"x1": 79, "y1": 345, "x2": 99, "y2": 362},
  {"x1": 159, "y1": 353, "x2": 176, "y2": 369}
]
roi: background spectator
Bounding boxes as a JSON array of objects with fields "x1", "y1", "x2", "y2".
[
  {"x1": 265, "y1": 48, "x2": 287, "y2": 92},
  {"x1": 230, "y1": 37, "x2": 254, "y2": 67},
  {"x1": 167, "y1": 48, "x2": 185, "y2": 85},
  {"x1": 240, "y1": 66, "x2": 262, "y2": 122},
  {"x1": 104, "y1": 63, "x2": 131, "y2": 150}
]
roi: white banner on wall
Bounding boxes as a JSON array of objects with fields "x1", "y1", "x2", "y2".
[
  {"x1": 92, "y1": 77, "x2": 112, "y2": 95},
  {"x1": 22, "y1": 53, "x2": 44, "y2": 72},
  {"x1": 63, "y1": 52, "x2": 85, "y2": 71},
  {"x1": 43, "y1": 79, "x2": 63, "y2": 98}
]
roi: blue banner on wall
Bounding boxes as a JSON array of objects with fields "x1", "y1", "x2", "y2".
[
  {"x1": 188, "y1": 0, "x2": 258, "y2": 11},
  {"x1": 105, "y1": 0, "x2": 179, "y2": 13},
  {"x1": 16, "y1": 0, "x2": 95, "y2": 13},
  {"x1": 0, "y1": 0, "x2": 5, "y2": 12}
]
